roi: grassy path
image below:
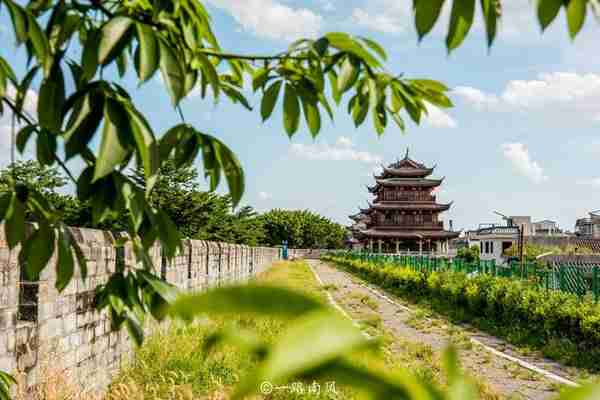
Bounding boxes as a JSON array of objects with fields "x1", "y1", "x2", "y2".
[
  {"x1": 104, "y1": 260, "x2": 538, "y2": 399},
  {"x1": 310, "y1": 260, "x2": 583, "y2": 399}
]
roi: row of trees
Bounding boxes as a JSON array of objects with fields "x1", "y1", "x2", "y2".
[{"x1": 0, "y1": 161, "x2": 346, "y2": 248}]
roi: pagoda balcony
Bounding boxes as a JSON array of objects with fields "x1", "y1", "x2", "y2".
[
  {"x1": 376, "y1": 221, "x2": 444, "y2": 229},
  {"x1": 378, "y1": 194, "x2": 436, "y2": 202}
]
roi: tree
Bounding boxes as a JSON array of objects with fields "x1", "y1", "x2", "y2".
[
  {"x1": 0, "y1": 1, "x2": 599, "y2": 399},
  {"x1": 0, "y1": 160, "x2": 67, "y2": 194},
  {"x1": 260, "y1": 209, "x2": 346, "y2": 249},
  {"x1": 0, "y1": 0, "x2": 449, "y2": 350},
  {"x1": 456, "y1": 245, "x2": 480, "y2": 263}
]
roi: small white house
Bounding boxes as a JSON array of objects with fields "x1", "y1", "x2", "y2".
[{"x1": 467, "y1": 226, "x2": 519, "y2": 265}]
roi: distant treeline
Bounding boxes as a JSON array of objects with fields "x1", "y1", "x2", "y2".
[{"x1": 0, "y1": 161, "x2": 346, "y2": 249}]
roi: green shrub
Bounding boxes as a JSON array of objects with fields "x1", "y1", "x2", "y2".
[{"x1": 322, "y1": 254, "x2": 600, "y2": 371}]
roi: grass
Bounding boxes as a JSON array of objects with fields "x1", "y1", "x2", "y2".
[
  {"x1": 100, "y1": 260, "x2": 501, "y2": 400},
  {"x1": 106, "y1": 260, "x2": 347, "y2": 400}
]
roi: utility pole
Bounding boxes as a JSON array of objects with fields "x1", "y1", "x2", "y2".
[{"x1": 519, "y1": 225, "x2": 524, "y2": 264}]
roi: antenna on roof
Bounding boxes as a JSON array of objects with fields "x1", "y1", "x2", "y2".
[{"x1": 404, "y1": 147, "x2": 409, "y2": 159}]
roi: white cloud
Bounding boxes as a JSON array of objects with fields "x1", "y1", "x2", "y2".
[
  {"x1": 423, "y1": 104, "x2": 457, "y2": 129},
  {"x1": 335, "y1": 136, "x2": 353, "y2": 148},
  {"x1": 453, "y1": 86, "x2": 499, "y2": 110},
  {"x1": 0, "y1": 85, "x2": 38, "y2": 165},
  {"x1": 455, "y1": 73, "x2": 600, "y2": 122},
  {"x1": 501, "y1": 143, "x2": 548, "y2": 184},
  {"x1": 258, "y1": 191, "x2": 273, "y2": 200},
  {"x1": 576, "y1": 178, "x2": 600, "y2": 187},
  {"x1": 290, "y1": 136, "x2": 382, "y2": 164},
  {"x1": 351, "y1": 8, "x2": 405, "y2": 34},
  {"x1": 205, "y1": 0, "x2": 322, "y2": 41}
]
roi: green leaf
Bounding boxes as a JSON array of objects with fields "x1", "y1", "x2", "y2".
[
  {"x1": 5, "y1": 194, "x2": 26, "y2": 250},
  {"x1": 0, "y1": 371, "x2": 16, "y2": 400},
  {"x1": 351, "y1": 94, "x2": 369, "y2": 127},
  {"x1": 98, "y1": 16, "x2": 133, "y2": 65},
  {"x1": 0, "y1": 193, "x2": 12, "y2": 223},
  {"x1": 557, "y1": 384, "x2": 600, "y2": 400},
  {"x1": 38, "y1": 64, "x2": 66, "y2": 132},
  {"x1": 194, "y1": 53, "x2": 220, "y2": 99},
  {"x1": 116, "y1": 52, "x2": 128, "y2": 77},
  {"x1": 373, "y1": 104, "x2": 387, "y2": 136},
  {"x1": 158, "y1": 38, "x2": 185, "y2": 105},
  {"x1": 138, "y1": 270, "x2": 179, "y2": 303},
  {"x1": 21, "y1": 224, "x2": 55, "y2": 281},
  {"x1": 209, "y1": 135, "x2": 245, "y2": 206},
  {"x1": 328, "y1": 71, "x2": 342, "y2": 105},
  {"x1": 155, "y1": 209, "x2": 181, "y2": 259},
  {"x1": 36, "y1": 129, "x2": 57, "y2": 165},
  {"x1": 222, "y1": 85, "x2": 252, "y2": 111},
  {"x1": 135, "y1": 23, "x2": 159, "y2": 82},
  {"x1": 5, "y1": 0, "x2": 28, "y2": 44},
  {"x1": 125, "y1": 313, "x2": 144, "y2": 346},
  {"x1": 446, "y1": 0, "x2": 476, "y2": 52},
  {"x1": 234, "y1": 310, "x2": 372, "y2": 399},
  {"x1": 252, "y1": 68, "x2": 269, "y2": 92},
  {"x1": 537, "y1": 0, "x2": 563, "y2": 30},
  {"x1": 409, "y1": 79, "x2": 449, "y2": 92},
  {"x1": 93, "y1": 99, "x2": 130, "y2": 182},
  {"x1": 283, "y1": 84, "x2": 300, "y2": 137},
  {"x1": 480, "y1": 0, "x2": 499, "y2": 47},
  {"x1": 359, "y1": 37, "x2": 387, "y2": 61},
  {"x1": 260, "y1": 80, "x2": 282, "y2": 121},
  {"x1": 125, "y1": 105, "x2": 159, "y2": 192},
  {"x1": 337, "y1": 56, "x2": 359, "y2": 94},
  {"x1": 56, "y1": 225, "x2": 75, "y2": 292},
  {"x1": 27, "y1": 13, "x2": 51, "y2": 75},
  {"x1": 170, "y1": 284, "x2": 325, "y2": 321},
  {"x1": 301, "y1": 97, "x2": 321, "y2": 138},
  {"x1": 566, "y1": 0, "x2": 587, "y2": 38},
  {"x1": 16, "y1": 125, "x2": 36, "y2": 153},
  {"x1": 81, "y1": 29, "x2": 100, "y2": 82},
  {"x1": 325, "y1": 32, "x2": 381, "y2": 68},
  {"x1": 414, "y1": 0, "x2": 445, "y2": 40},
  {"x1": 64, "y1": 92, "x2": 105, "y2": 159}
]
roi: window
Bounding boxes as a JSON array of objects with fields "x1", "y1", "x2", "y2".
[
  {"x1": 18, "y1": 263, "x2": 39, "y2": 323},
  {"x1": 490, "y1": 241, "x2": 494, "y2": 254},
  {"x1": 480, "y1": 242, "x2": 483, "y2": 254},
  {"x1": 485, "y1": 242, "x2": 489, "y2": 254}
]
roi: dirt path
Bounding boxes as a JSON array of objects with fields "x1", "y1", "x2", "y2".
[{"x1": 308, "y1": 260, "x2": 586, "y2": 400}]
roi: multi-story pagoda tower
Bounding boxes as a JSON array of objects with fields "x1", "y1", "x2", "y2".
[{"x1": 351, "y1": 149, "x2": 459, "y2": 253}]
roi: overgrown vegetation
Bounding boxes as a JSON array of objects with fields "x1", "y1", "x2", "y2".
[
  {"x1": 107, "y1": 261, "x2": 498, "y2": 400},
  {"x1": 504, "y1": 243, "x2": 596, "y2": 262},
  {"x1": 1, "y1": 0, "x2": 600, "y2": 398},
  {"x1": 259, "y1": 209, "x2": 347, "y2": 249},
  {"x1": 323, "y1": 254, "x2": 600, "y2": 372},
  {"x1": 456, "y1": 245, "x2": 480, "y2": 263},
  {"x1": 0, "y1": 161, "x2": 344, "y2": 247}
]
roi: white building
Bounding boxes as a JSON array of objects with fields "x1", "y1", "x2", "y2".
[{"x1": 467, "y1": 226, "x2": 519, "y2": 265}]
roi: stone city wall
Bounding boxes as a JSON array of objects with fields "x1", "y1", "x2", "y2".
[{"x1": 0, "y1": 225, "x2": 281, "y2": 397}]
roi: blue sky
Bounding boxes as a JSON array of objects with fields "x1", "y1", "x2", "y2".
[{"x1": 1, "y1": 0, "x2": 599, "y2": 232}]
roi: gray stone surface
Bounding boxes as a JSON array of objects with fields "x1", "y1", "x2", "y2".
[{"x1": 0, "y1": 225, "x2": 281, "y2": 396}]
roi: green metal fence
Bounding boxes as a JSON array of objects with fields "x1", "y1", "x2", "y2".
[{"x1": 332, "y1": 251, "x2": 600, "y2": 302}]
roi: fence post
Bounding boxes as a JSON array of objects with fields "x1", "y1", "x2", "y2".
[{"x1": 594, "y1": 266, "x2": 598, "y2": 303}]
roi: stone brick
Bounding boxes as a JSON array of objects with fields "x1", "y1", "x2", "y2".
[{"x1": 0, "y1": 223, "x2": 281, "y2": 395}]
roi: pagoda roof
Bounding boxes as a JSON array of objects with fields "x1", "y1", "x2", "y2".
[
  {"x1": 349, "y1": 212, "x2": 369, "y2": 222},
  {"x1": 357, "y1": 229, "x2": 460, "y2": 239},
  {"x1": 375, "y1": 177, "x2": 444, "y2": 187},
  {"x1": 375, "y1": 148, "x2": 435, "y2": 179},
  {"x1": 370, "y1": 202, "x2": 453, "y2": 212}
]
